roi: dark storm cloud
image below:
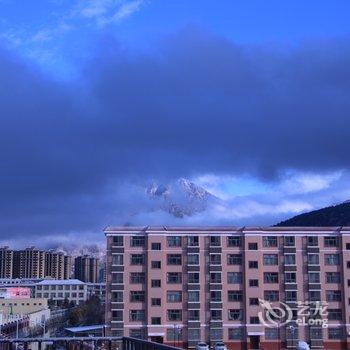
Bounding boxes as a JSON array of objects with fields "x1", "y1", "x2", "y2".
[{"x1": 0, "y1": 28, "x2": 350, "y2": 242}]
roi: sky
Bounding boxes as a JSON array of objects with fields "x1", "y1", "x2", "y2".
[{"x1": 1, "y1": 0, "x2": 350, "y2": 248}]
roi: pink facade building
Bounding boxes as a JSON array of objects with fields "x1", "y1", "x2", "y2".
[{"x1": 104, "y1": 226, "x2": 350, "y2": 349}]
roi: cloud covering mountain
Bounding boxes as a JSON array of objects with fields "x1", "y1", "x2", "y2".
[{"x1": 1, "y1": 22, "x2": 350, "y2": 246}]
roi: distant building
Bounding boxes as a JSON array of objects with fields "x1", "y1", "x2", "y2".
[
  {"x1": 14, "y1": 247, "x2": 46, "y2": 279},
  {"x1": 0, "y1": 247, "x2": 13, "y2": 279},
  {"x1": 45, "y1": 250, "x2": 72, "y2": 280},
  {"x1": 34, "y1": 279, "x2": 88, "y2": 306},
  {"x1": 74, "y1": 255, "x2": 99, "y2": 283},
  {"x1": 0, "y1": 247, "x2": 72, "y2": 280},
  {"x1": 87, "y1": 282, "x2": 106, "y2": 303}
]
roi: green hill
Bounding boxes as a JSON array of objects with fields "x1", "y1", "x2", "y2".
[{"x1": 276, "y1": 201, "x2": 350, "y2": 227}]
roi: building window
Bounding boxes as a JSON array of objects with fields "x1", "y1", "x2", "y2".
[
  {"x1": 112, "y1": 292, "x2": 123, "y2": 302},
  {"x1": 167, "y1": 328, "x2": 183, "y2": 341},
  {"x1": 130, "y1": 291, "x2": 145, "y2": 302},
  {"x1": 328, "y1": 327, "x2": 343, "y2": 340},
  {"x1": 227, "y1": 236, "x2": 242, "y2": 247},
  {"x1": 248, "y1": 242, "x2": 258, "y2": 250},
  {"x1": 188, "y1": 236, "x2": 199, "y2": 246},
  {"x1": 188, "y1": 291, "x2": 199, "y2": 302},
  {"x1": 249, "y1": 298, "x2": 259, "y2": 305},
  {"x1": 263, "y1": 236, "x2": 278, "y2": 247},
  {"x1": 310, "y1": 291, "x2": 321, "y2": 301},
  {"x1": 130, "y1": 254, "x2": 145, "y2": 265},
  {"x1": 307, "y1": 236, "x2": 318, "y2": 246},
  {"x1": 308, "y1": 254, "x2": 319, "y2": 265},
  {"x1": 309, "y1": 272, "x2": 320, "y2": 283},
  {"x1": 151, "y1": 279, "x2": 161, "y2": 288},
  {"x1": 131, "y1": 236, "x2": 145, "y2": 247},
  {"x1": 346, "y1": 243, "x2": 350, "y2": 250},
  {"x1": 326, "y1": 272, "x2": 341, "y2": 284},
  {"x1": 263, "y1": 254, "x2": 278, "y2": 265},
  {"x1": 167, "y1": 272, "x2": 182, "y2": 284},
  {"x1": 227, "y1": 272, "x2": 242, "y2": 284},
  {"x1": 250, "y1": 317, "x2": 260, "y2": 324},
  {"x1": 324, "y1": 236, "x2": 339, "y2": 248},
  {"x1": 210, "y1": 254, "x2": 221, "y2": 265},
  {"x1": 167, "y1": 309, "x2": 182, "y2": 321},
  {"x1": 130, "y1": 310, "x2": 145, "y2": 321},
  {"x1": 112, "y1": 273, "x2": 123, "y2": 283},
  {"x1": 285, "y1": 291, "x2": 297, "y2": 302},
  {"x1": 130, "y1": 272, "x2": 145, "y2": 284},
  {"x1": 113, "y1": 236, "x2": 123, "y2": 246},
  {"x1": 151, "y1": 242, "x2": 161, "y2": 250},
  {"x1": 264, "y1": 272, "x2": 279, "y2": 283},
  {"x1": 167, "y1": 236, "x2": 182, "y2": 247},
  {"x1": 188, "y1": 272, "x2": 199, "y2": 284},
  {"x1": 309, "y1": 327, "x2": 322, "y2": 340},
  {"x1": 112, "y1": 310, "x2": 123, "y2": 321},
  {"x1": 328, "y1": 309, "x2": 342, "y2": 321},
  {"x1": 325, "y1": 254, "x2": 340, "y2": 265},
  {"x1": 167, "y1": 291, "x2": 182, "y2": 302},
  {"x1": 151, "y1": 261, "x2": 161, "y2": 269},
  {"x1": 167, "y1": 254, "x2": 182, "y2": 265},
  {"x1": 130, "y1": 329, "x2": 145, "y2": 339},
  {"x1": 210, "y1": 290, "x2": 222, "y2": 302},
  {"x1": 112, "y1": 254, "x2": 124, "y2": 265},
  {"x1": 228, "y1": 328, "x2": 243, "y2": 340},
  {"x1": 151, "y1": 298, "x2": 161, "y2": 306},
  {"x1": 284, "y1": 236, "x2": 295, "y2": 246},
  {"x1": 210, "y1": 236, "x2": 221, "y2": 246},
  {"x1": 284, "y1": 254, "x2": 296, "y2": 265},
  {"x1": 285, "y1": 272, "x2": 296, "y2": 283},
  {"x1": 187, "y1": 329, "x2": 200, "y2": 341},
  {"x1": 249, "y1": 261, "x2": 258, "y2": 268},
  {"x1": 210, "y1": 273, "x2": 221, "y2": 283},
  {"x1": 265, "y1": 328, "x2": 279, "y2": 340},
  {"x1": 188, "y1": 310, "x2": 200, "y2": 320},
  {"x1": 211, "y1": 310, "x2": 222, "y2": 320},
  {"x1": 228, "y1": 309, "x2": 243, "y2": 321},
  {"x1": 210, "y1": 328, "x2": 222, "y2": 340},
  {"x1": 188, "y1": 254, "x2": 199, "y2": 265},
  {"x1": 326, "y1": 290, "x2": 341, "y2": 302},
  {"x1": 249, "y1": 279, "x2": 259, "y2": 287},
  {"x1": 227, "y1": 254, "x2": 242, "y2": 265},
  {"x1": 264, "y1": 290, "x2": 279, "y2": 302},
  {"x1": 151, "y1": 317, "x2": 161, "y2": 325},
  {"x1": 228, "y1": 291, "x2": 243, "y2": 302}
]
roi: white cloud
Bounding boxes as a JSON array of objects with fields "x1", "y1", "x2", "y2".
[
  {"x1": 76, "y1": 0, "x2": 145, "y2": 26},
  {"x1": 279, "y1": 171, "x2": 342, "y2": 195}
]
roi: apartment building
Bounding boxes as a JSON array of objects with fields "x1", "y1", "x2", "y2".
[
  {"x1": 0, "y1": 247, "x2": 13, "y2": 279},
  {"x1": 0, "y1": 247, "x2": 71, "y2": 280},
  {"x1": 74, "y1": 255, "x2": 99, "y2": 283},
  {"x1": 104, "y1": 226, "x2": 350, "y2": 350},
  {"x1": 45, "y1": 250, "x2": 72, "y2": 279}
]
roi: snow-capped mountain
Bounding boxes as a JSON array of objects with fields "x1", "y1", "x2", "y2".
[{"x1": 146, "y1": 178, "x2": 222, "y2": 218}]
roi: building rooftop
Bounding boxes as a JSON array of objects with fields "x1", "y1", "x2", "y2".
[
  {"x1": 37, "y1": 279, "x2": 84, "y2": 285},
  {"x1": 104, "y1": 225, "x2": 350, "y2": 234}
]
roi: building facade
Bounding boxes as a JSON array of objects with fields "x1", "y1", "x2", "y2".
[
  {"x1": 34, "y1": 279, "x2": 88, "y2": 306},
  {"x1": 0, "y1": 247, "x2": 13, "y2": 279},
  {"x1": 74, "y1": 255, "x2": 99, "y2": 283},
  {"x1": 105, "y1": 226, "x2": 350, "y2": 350},
  {"x1": 0, "y1": 247, "x2": 71, "y2": 280}
]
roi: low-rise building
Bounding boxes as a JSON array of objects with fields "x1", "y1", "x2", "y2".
[{"x1": 34, "y1": 279, "x2": 88, "y2": 306}]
